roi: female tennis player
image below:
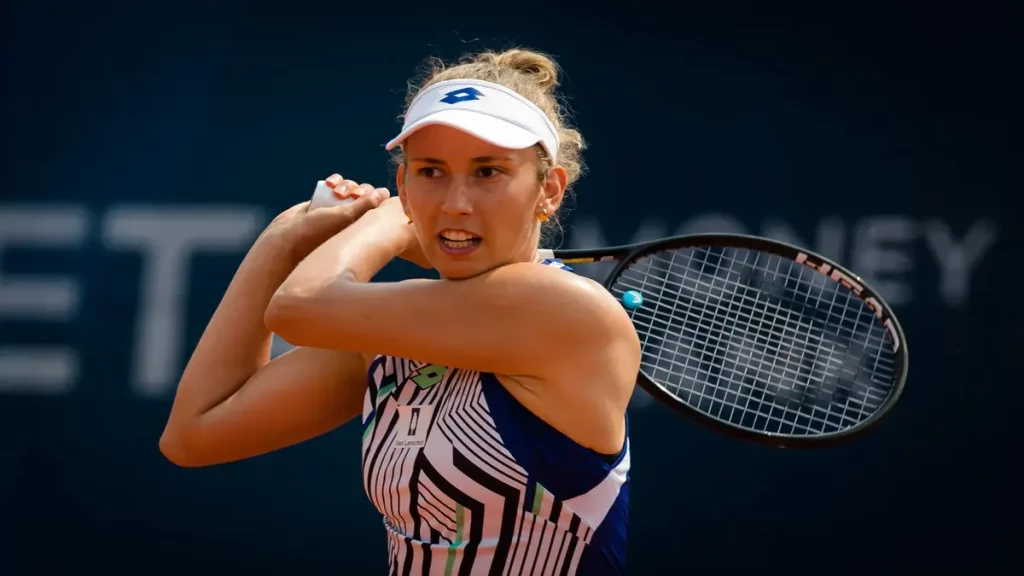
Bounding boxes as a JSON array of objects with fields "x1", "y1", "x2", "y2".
[{"x1": 160, "y1": 48, "x2": 640, "y2": 575}]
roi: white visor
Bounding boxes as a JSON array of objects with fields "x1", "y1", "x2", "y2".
[{"x1": 385, "y1": 79, "x2": 559, "y2": 163}]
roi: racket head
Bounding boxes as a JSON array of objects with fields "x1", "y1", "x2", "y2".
[{"x1": 606, "y1": 233, "x2": 908, "y2": 448}]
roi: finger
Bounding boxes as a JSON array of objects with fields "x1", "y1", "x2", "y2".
[
  {"x1": 332, "y1": 179, "x2": 360, "y2": 199},
  {"x1": 332, "y1": 184, "x2": 352, "y2": 200},
  {"x1": 309, "y1": 188, "x2": 388, "y2": 231},
  {"x1": 326, "y1": 187, "x2": 388, "y2": 216},
  {"x1": 334, "y1": 181, "x2": 375, "y2": 201},
  {"x1": 325, "y1": 174, "x2": 343, "y2": 187},
  {"x1": 331, "y1": 180, "x2": 355, "y2": 199},
  {"x1": 374, "y1": 187, "x2": 391, "y2": 199}
]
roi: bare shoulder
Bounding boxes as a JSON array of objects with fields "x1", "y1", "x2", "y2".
[
  {"x1": 266, "y1": 257, "x2": 638, "y2": 381},
  {"x1": 496, "y1": 264, "x2": 640, "y2": 453},
  {"x1": 513, "y1": 262, "x2": 641, "y2": 373},
  {"x1": 520, "y1": 262, "x2": 638, "y2": 339},
  {"x1": 492, "y1": 261, "x2": 617, "y2": 309}
]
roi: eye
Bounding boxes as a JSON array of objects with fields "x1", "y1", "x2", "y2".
[
  {"x1": 474, "y1": 166, "x2": 506, "y2": 179},
  {"x1": 416, "y1": 166, "x2": 444, "y2": 179}
]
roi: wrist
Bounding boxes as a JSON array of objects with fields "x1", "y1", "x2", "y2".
[
  {"x1": 252, "y1": 229, "x2": 305, "y2": 269},
  {"x1": 359, "y1": 198, "x2": 417, "y2": 256},
  {"x1": 337, "y1": 222, "x2": 415, "y2": 283}
]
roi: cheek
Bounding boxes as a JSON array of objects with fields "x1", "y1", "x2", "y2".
[
  {"x1": 403, "y1": 184, "x2": 437, "y2": 217},
  {"x1": 484, "y1": 193, "x2": 538, "y2": 240}
]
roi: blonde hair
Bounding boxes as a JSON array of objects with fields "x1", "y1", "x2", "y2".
[{"x1": 394, "y1": 48, "x2": 586, "y2": 235}]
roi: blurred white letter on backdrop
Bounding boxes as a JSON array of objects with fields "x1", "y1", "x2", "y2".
[
  {"x1": 103, "y1": 206, "x2": 264, "y2": 398},
  {"x1": 924, "y1": 220, "x2": 997, "y2": 309},
  {"x1": 852, "y1": 216, "x2": 916, "y2": 306},
  {"x1": 0, "y1": 206, "x2": 89, "y2": 394}
]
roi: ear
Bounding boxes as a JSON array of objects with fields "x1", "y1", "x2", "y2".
[
  {"x1": 538, "y1": 165, "x2": 568, "y2": 215},
  {"x1": 396, "y1": 163, "x2": 412, "y2": 219}
]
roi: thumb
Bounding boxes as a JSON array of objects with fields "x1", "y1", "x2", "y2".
[{"x1": 270, "y1": 200, "x2": 311, "y2": 224}]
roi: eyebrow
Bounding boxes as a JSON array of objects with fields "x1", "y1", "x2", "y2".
[{"x1": 408, "y1": 156, "x2": 514, "y2": 164}]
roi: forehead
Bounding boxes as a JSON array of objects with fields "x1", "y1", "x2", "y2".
[{"x1": 403, "y1": 125, "x2": 532, "y2": 161}]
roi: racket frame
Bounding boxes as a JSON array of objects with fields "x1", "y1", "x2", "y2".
[{"x1": 544, "y1": 233, "x2": 909, "y2": 448}]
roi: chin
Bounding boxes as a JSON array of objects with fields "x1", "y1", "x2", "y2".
[
  {"x1": 431, "y1": 256, "x2": 502, "y2": 281},
  {"x1": 434, "y1": 262, "x2": 487, "y2": 280}
]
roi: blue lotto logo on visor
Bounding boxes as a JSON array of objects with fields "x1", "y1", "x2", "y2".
[{"x1": 385, "y1": 79, "x2": 560, "y2": 163}]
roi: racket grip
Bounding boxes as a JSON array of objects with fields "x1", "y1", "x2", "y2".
[{"x1": 309, "y1": 180, "x2": 356, "y2": 210}]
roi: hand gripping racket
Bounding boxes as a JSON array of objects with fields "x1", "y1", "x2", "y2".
[
  {"x1": 310, "y1": 180, "x2": 350, "y2": 209},
  {"x1": 538, "y1": 234, "x2": 909, "y2": 448}
]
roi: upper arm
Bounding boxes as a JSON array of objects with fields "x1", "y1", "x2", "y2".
[
  {"x1": 160, "y1": 346, "x2": 368, "y2": 467},
  {"x1": 265, "y1": 263, "x2": 640, "y2": 380}
]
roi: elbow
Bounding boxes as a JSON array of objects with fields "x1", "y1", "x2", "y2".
[
  {"x1": 158, "y1": 430, "x2": 191, "y2": 467},
  {"x1": 159, "y1": 425, "x2": 210, "y2": 468},
  {"x1": 266, "y1": 283, "x2": 355, "y2": 349},
  {"x1": 264, "y1": 292, "x2": 306, "y2": 346}
]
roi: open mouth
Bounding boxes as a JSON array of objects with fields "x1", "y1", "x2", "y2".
[{"x1": 439, "y1": 230, "x2": 482, "y2": 252}]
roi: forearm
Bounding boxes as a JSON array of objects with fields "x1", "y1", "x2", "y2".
[
  {"x1": 268, "y1": 200, "x2": 415, "y2": 347},
  {"x1": 281, "y1": 198, "x2": 415, "y2": 291},
  {"x1": 168, "y1": 238, "x2": 297, "y2": 421}
]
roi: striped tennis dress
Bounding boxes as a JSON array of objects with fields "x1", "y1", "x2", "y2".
[{"x1": 360, "y1": 264, "x2": 630, "y2": 576}]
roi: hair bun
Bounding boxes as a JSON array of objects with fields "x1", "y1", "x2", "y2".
[
  {"x1": 486, "y1": 49, "x2": 560, "y2": 90},
  {"x1": 406, "y1": 47, "x2": 585, "y2": 198}
]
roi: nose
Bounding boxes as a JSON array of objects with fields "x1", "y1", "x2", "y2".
[{"x1": 440, "y1": 180, "x2": 473, "y2": 217}]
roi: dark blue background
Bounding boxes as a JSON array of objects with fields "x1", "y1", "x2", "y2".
[{"x1": 2, "y1": 2, "x2": 1018, "y2": 574}]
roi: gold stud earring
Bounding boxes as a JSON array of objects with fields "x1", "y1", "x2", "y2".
[
  {"x1": 407, "y1": 214, "x2": 413, "y2": 224},
  {"x1": 537, "y1": 208, "x2": 549, "y2": 223}
]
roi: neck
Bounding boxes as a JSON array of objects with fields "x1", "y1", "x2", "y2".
[{"x1": 515, "y1": 222, "x2": 543, "y2": 264}]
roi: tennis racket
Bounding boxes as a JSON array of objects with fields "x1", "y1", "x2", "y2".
[
  {"x1": 310, "y1": 180, "x2": 349, "y2": 209},
  {"x1": 538, "y1": 233, "x2": 908, "y2": 448}
]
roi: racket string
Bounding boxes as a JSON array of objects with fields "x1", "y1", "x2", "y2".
[
  {"x1": 638, "y1": 248, "x2": 889, "y2": 434},
  {"x1": 621, "y1": 260, "x2": 895, "y2": 393},
  {"x1": 612, "y1": 246, "x2": 898, "y2": 437},
  {"x1": 664, "y1": 248, "x2": 887, "y2": 432},
  {"x1": 628, "y1": 257, "x2": 870, "y2": 432}
]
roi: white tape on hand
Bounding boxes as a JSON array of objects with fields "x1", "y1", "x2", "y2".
[{"x1": 309, "y1": 180, "x2": 355, "y2": 210}]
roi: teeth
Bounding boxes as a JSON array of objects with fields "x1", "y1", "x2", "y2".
[{"x1": 441, "y1": 231, "x2": 476, "y2": 241}]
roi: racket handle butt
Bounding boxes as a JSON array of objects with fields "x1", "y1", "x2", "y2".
[{"x1": 310, "y1": 180, "x2": 355, "y2": 210}]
